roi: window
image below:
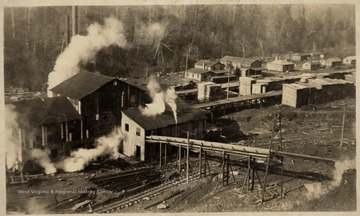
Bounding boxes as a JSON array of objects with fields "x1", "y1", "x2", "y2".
[
  {"x1": 136, "y1": 127, "x2": 141, "y2": 136},
  {"x1": 192, "y1": 73, "x2": 194, "y2": 78},
  {"x1": 125, "y1": 123, "x2": 129, "y2": 132},
  {"x1": 113, "y1": 80, "x2": 118, "y2": 86}
]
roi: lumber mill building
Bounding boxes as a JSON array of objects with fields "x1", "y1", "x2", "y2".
[
  {"x1": 50, "y1": 71, "x2": 147, "y2": 138},
  {"x1": 6, "y1": 97, "x2": 82, "y2": 161},
  {"x1": 121, "y1": 99, "x2": 208, "y2": 161}
]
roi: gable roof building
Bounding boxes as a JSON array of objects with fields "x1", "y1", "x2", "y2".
[
  {"x1": 220, "y1": 56, "x2": 262, "y2": 69},
  {"x1": 121, "y1": 99, "x2": 208, "y2": 161},
  {"x1": 50, "y1": 70, "x2": 147, "y2": 138}
]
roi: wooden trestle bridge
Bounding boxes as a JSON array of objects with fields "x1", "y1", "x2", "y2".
[{"x1": 146, "y1": 133, "x2": 335, "y2": 203}]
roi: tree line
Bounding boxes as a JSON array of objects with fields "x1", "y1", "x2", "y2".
[{"x1": 4, "y1": 4, "x2": 355, "y2": 91}]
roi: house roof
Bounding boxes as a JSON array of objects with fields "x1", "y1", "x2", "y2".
[
  {"x1": 269, "y1": 59, "x2": 294, "y2": 65},
  {"x1": 327, "y1": 57, "x2": 342, "y2": 62},
  {"x1": 50, "y1": 71, "x2": 115, "y2": 100},
  {"x1": 292, "y1": 53, "x2": 312, "y2": 57},
  {"x1": 303, "y1": 61, "x2": 321, "y2": 65},
  {"x1": 186, "y1": 68, "x2": 211, "y2": 74},
  {"x1": 344, "y1": 56, "x2": 356, "y2": 60},
  {"x1": 220, "y1": 56, "x2": 259, "y2": 65},
  {"x1": 7, "y1": 97, "x2": 81, "y2": 128},
  {"x1": 195, "y1": 60, "x2": 222, "y2": 67},
  {"x1": 209, "y1": 70, "x2": 229, "y2": 75},
  {"x1": 122, "y1": 99, "x2": 208, "y2": 131}
]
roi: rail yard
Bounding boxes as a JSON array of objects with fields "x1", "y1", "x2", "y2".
[{"x1": 6, "y1": 96, "x2": 356, "y2": 213}]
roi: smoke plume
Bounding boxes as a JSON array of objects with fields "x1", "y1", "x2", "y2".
[
  {"x1": 29, "y1": 149, "x2": 57, "y2": 175},
  {"x1": 47, "y1": 16, "x2": 128, "y2": 93},
  {"x1": 57, "y1": 128, "x2": 123, "y2": 172},
  {"x1": 136, "y1": 22, "x2": 167, "y2": 46},
  {"x1": 304, "y1": 158, "x2": 355, "y2": 199},
  {"x1": 140, "y1": 76, "x2": 178, "y2": 123},
  {"x1": 25, "y1": 197, "x2": 51, "y2": 214},
  {"x1": 5, "y1": 105, "x2": 21, "y2": 170}
]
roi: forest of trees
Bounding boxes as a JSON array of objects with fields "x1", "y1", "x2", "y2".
[{"x1": 4, "y1": 4, "x2": 356, "y2": 91}]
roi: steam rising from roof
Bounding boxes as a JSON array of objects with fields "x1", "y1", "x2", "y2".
[
  {"x1": 47, "y1": 16, "x2": 127, "y2": 93},
  {"x1": 140, "y1": 76, "x2": 178, "y2": 123}
]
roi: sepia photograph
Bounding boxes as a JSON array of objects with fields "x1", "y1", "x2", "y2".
[{"x1": 2, "y1": 0, "x2": 358, "y2": 214}]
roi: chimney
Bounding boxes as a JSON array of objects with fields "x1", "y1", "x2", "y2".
[{"x1": 203, "y1": 61, "x2": 205, "y2": 70}]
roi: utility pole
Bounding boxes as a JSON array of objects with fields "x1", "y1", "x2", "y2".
[
  {"x1": 185, "y1": 53, "x2": 188, "y2": 73},
  {"x1": 340, "y1": 105, "x2": 346, "y2": 147},
  {"x1": 227, "y1": 68, "x2": 230, "y2": 99},
  {"x1": 186, "y1": 131, "x2": 190, "y2": 183}
]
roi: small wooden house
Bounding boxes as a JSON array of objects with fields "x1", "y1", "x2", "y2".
[
  {"x1": 267, "y1": 60, "x2": 295, "y2": 72},
  {"x1": 185, "y1": 68, "x2": 212, "y2": 82},
  {"x1": 302, "y1": 61, "x2": 321, "y2": 70},
  {"x1": 343, "y1": 56, "x2": 356, "y2": 65},
  {"x1": 220, "y1": 56, "x2": 262, "y2": 69},
  {"x1": 194, "y1": 60, "x2": 225, "y2": 71},
  {"x1": 291, "y1": 53, "x2": 312, "y2": 61},
  {"x1": 326, "y1": 58, "x2": 342, "y2": 67}
]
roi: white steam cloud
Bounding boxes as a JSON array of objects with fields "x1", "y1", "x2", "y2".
[
  {"x1": 57, "y1": 128, "x2": 123, "y2": 172},
  {"x1": 140, "y1": 76, "x2": 178, "y2": 123},
  {"x1": 29, "y1": 149, "x2": 57, "y2": 175},
  {"x1": 25, "y1": 197, "x2": 50, "y2": 214},
  {"x1": 136, "y1": 22, "x2": 167, "y2": 46},
  {"x1": 47, "y1": 16, "x2": 128, "y2": 93},
  {"x1": 5, "y1": 105, "x2": 21, "y2": 170},
  {"x1": 304, "y1": 158, "x2": 355, "y2": 199}
]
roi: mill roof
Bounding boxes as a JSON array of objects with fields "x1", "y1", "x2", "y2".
[
  {"x1": 122, "y1": 99, "x2": 208, "y2": 131},
  {"x1": 50, "y1": 71, "x2": 115, "y2": 100},
  {"x1": 7, "y1": 97, "x2": 81, "y2": 128}
]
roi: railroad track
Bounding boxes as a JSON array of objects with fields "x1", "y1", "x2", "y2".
[{"x1": 93, "y1": 173, "x2": 202, "y2": 213}]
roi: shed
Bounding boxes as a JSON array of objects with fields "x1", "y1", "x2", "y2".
[{"x1": 121, "y1": 101, "x2": 208, "y2": 161}]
